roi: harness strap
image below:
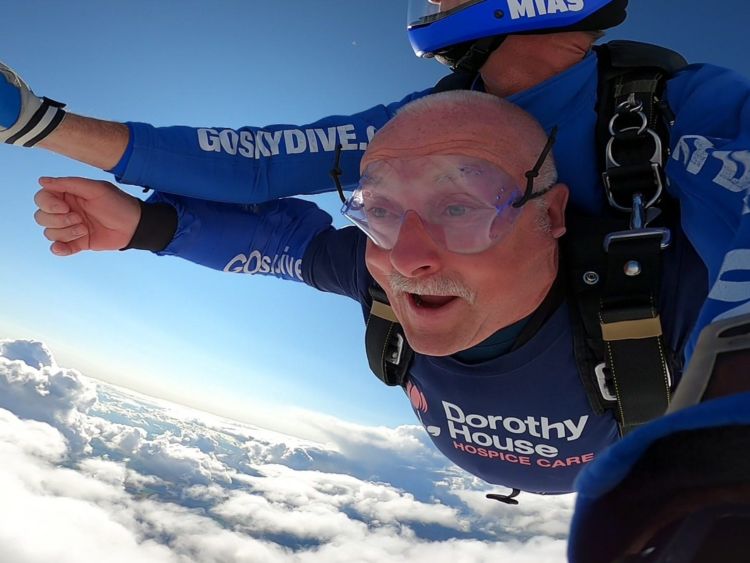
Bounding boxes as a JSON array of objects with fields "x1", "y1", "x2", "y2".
[
  {"x1": 601, "y1": 233, "x2": 671, "y2": 433},
  {"x1": 589, "y1": 41, "x2": 687, "y2": 434},
  {"x1": 365, "y1": 285, "x2": 413, "y2": 387}
]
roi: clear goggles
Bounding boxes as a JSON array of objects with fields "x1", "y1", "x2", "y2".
[
  {"x1": 342, "y1": 157, "x2": 525, "y2": 254},
  {"x1": 334, "y1": 127, "x2": 557, "y2": 254}
]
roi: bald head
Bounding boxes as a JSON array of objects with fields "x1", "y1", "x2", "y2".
[{"x1": 361, "y1": 90, "x2": 557, "y2": 188}]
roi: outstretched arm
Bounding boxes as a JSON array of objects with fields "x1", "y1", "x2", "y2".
[
  {"x1": 34, "y1": 176, "x2": 369, "y2": 311},
  {"x1": 33, "y1": 177, "x2": 339, "y2": 284},
  {"x1": 36, "y1": 115, "x2": 129, "y2": 172},
  {"x1": 0, "y1": 61, "x2": 128, "y2": 169}
]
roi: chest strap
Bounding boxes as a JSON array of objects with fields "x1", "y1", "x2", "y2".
[
  {"x1": 600, "y1": 225, "x2": 671, "y2": 434},
  {"x1": 563, "y1": 204, "x2": 679, "y2": 436}
]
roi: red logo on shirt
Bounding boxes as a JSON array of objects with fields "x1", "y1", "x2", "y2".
[{"x1": 407, "y1": 380, "x2": 428, "y2": 413}]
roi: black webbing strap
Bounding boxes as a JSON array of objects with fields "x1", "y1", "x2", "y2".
[
  {"x1": 431, "y1": 69, "x2": 476, "y2": 94},
  {"x1": 595, "y1": 42, "x2": 687, "y2": 207},
  {"x1": 591, "y1": 41, "x2": 687, "y2": 435},
  {"x1": 365, "y1": 285, "x2": 414, "y2": 387},
  {"x1": 435, "y1": 36, "x2": 507, "y2": 75},
  {"x1": 600, "y1": 232, "x2": 671, "y2": 434}
]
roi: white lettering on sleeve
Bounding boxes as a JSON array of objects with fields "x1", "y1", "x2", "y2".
[
  {"x1": 337, "y1": 124, "x2": 358, "y2": 150},
  {"x1": 254, "y1": 132, "x2": 271, "y2": 158},
  {"x1": 218, "y1": 130, "x2": 239, "y2": 156},
  {"x1": 238, "y1": 131, "x2": 255, "y2": 159},
  {"x1": 672, "y1": 135, "x2": 715, "y2": 175},
  {"x1": 265, "y1": 131, "x2": 283, "y2": 156},
  {"x1": 712, "y1": 150, "x2": 750, "y2": 192},
  {"x1": 223, "y1": 254, "x2": 247, "y2": 273},
  {"x1": 305, "y1": 129, "x2": 320, "y2": 153},
  {"x1": 284, "y1": 129, "x2": 307, "y2": 154},
  {"x1": 315, "y1": 127, "x2": 338, "y2": 152},
  {"x1": 197, "y1": 128, "x2": 221, "y2": 152}
]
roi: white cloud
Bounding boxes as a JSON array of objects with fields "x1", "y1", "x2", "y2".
[{"x1": 0, "y1": 339, "x2": 571, "y2": 562}]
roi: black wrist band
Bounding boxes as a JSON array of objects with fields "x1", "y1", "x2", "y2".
[{"x1": 121, "y1": 198, "x2": 178, "y2": 252}]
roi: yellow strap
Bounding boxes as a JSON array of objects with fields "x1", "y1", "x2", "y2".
[
  {"x1": 371, "y1": 301, "x2": 399, "y2": 323},
  {"x1": 601, "y1": 315, "x2": 663, "y2": 341}
]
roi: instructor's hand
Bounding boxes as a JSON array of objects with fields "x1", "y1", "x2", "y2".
[{"x1": 34, "y1": 177, "x2": 141, "y2": 256}]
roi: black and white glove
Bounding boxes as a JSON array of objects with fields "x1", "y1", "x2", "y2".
[{"x1": 0, "y1": 61, "x2": 66, "y2": 147}]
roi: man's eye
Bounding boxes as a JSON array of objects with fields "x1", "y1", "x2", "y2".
[
  {"x1": 444, "y1": 204, "x2": 468, "y2": 217},
  {"x1": 366, "y1": 206, "x2": 399, "y2": 221}
]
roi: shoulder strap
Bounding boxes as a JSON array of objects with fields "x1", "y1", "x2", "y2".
[
  {"x1": 568, "y1": 41, "x2": 688, "y2": 435},
  {"x1": 595, "y1": 41, "x2": 687, "y2": 211},
  {"x1": 365, "y1": 284, "x2": 414, "y2": 387}
]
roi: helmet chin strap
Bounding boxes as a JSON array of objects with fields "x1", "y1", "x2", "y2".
[{"x1": 435, "y1": 35, "x2": 507, "y2": 75}]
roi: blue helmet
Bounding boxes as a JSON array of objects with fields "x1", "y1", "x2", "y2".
[{"x1": 407, "y1": 0, "x2": 628, "y2": 70}]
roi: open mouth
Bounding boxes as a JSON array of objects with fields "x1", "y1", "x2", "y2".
[{"x1": 409, "y1": 293, "x2": 459, "y2": 309}]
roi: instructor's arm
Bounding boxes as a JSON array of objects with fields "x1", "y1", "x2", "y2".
[{"x1": 37, "y1": 114, "x2": 129, "y2": 172}]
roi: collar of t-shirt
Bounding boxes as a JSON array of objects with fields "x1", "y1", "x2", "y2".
[{"x1": 452, "y1": 275, "x2": 564, "y2": 364}]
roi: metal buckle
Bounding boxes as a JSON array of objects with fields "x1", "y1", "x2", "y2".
[
  {"x1": 602, "y1": 159, "x2": 664, "y2": 212},
  {"x1": 594, "y1": 362, "x2": 617, "y2": 402},
  {"x1": 603, "y1": 227, "x2": 672, "y2": 252},
  {"x1": 603, "y1": 92, "x2": 665, "y2": 213},
  {"x1": 386, "y1": 333, "x2": 405, "y2": 365}
]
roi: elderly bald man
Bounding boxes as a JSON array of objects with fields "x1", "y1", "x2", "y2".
[{"x1": 34, "y1": 91, "x2": 709, "y2": 495}]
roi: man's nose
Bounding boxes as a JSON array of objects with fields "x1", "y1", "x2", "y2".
[{"x1": 388, "y1": 211, "x2": 442, "y2": 277}]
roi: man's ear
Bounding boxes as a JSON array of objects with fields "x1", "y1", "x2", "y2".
[{"x1": 546, "y1": 183, "x2": 569, "y2": 238}]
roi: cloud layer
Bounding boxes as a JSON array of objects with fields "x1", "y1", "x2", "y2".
[{"x1": 0, "y1": 339, "x2": 572, "y2": 562}]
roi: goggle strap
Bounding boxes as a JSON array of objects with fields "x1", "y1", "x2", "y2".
[
  {"x1": 512, "y1": 125, "x2": 559, "y2": 208},
  {"x1": 330, "y1": 143, "x2": 347, "y2": 204}
]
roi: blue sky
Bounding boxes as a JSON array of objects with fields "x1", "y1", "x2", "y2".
[{"x1": 2, "y1": 0, "x2": 749, "y2": 430}]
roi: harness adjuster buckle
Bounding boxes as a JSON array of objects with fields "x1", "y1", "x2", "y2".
[
  {"x1": 594, "y1": 362, "x2": 617, "y2": 402},
  {"x1": 603, "y1": 227, "x2": 672, "y2": 252},
  {"x1": 602, "y1": 161, "x2": 664, "y2": 212},
  {"x1": 386, "y1": 333, "x2": 405, "y2": 366}
]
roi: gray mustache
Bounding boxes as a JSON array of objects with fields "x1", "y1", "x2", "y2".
[{"x1": 388, "y1": 272, "x2": 476, "y2": 304}]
